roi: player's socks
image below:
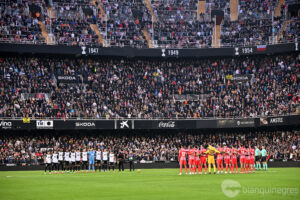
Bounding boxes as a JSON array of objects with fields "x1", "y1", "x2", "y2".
[
  {"x1": 205, "y1": 165, "x2": 207, "y2": 173},
  {"x1": 180, "y1": 165, "x2": 183, "y2": 174},
  {"x1": 221, "y1": 165, "x2": 223, "y2": 173},
  {"x1": 226, "y1": 165, "x2": 228, "y2": 173},
  {"x1": 213, "y1": 164, "x2": 216, "y2": 173},
  {"x1": 265, "y1": 164, "x2": 267, "y2": 170},
  {"x1": 185, "y1": 166, "x2": 188, "y2": 174},
  {"x1": 89, "y1": 165, "x2": 91, "y2": 171},
  {"x1": 208, "y1": 165, "x2": 211, "y2": 173},
  {"x1": 259, "y1": 163, "x2": 261, "y2": 170},
  {"x1": 92, "y1": 165, "x2": 95, "y2": 171}
]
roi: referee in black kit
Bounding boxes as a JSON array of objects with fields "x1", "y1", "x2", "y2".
[
  {"x1": 118, "y1": 150, "x2": 125, "y2": 171},
  {"x1": 128, "y1": 151, "x2": 135, "y2": 171}
]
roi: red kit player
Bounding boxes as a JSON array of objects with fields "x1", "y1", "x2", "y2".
[
  {"x1": 178, "y1": 146, "x2": 188, "y2": 175},
  {"x1": 224, "y1": 145, "x2": 232, "y2": 174},
  {"x1": 216, "y1": 145, "x2": 224, "y2": 174},
  {"x1": 249, "y1": 146, "x2": 255, "y2": 173},
  {"x1": 239, "y1": 145, "x2": 246, "y2": 173},
  {"x1": 200, "y1": 145, "x2": 207, "y2": 174},
  {"x1": 188, "y1": 147, "x2": 195, "y2": 175},
  {"x1": 245, "y1": 146, "x2": 251, "y2": 173},
  {"x1": 194, "y1": 147, "x2": 201, "y2": 174},
  {"x1": 231, "y1": 146, "x2": 238, "y2": 173}
]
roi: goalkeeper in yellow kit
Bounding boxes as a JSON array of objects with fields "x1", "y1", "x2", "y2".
[{"x1": 205, "y1": 145, "x2": 220, "y2": 174}]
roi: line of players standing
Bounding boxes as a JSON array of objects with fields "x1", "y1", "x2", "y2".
[
  {"x1": 44, "y1": 148, "x2": 117, "y2": 174},
  {"x1": 178, "y1": 145, "x2": 268, "y2": 175}
]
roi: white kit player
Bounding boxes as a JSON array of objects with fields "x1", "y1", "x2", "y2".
[
  {"x1": 75, "y1": 149, "x2": 81, "y2": 172},
  {"x1": 58, "y1": 149, "x2": 64, "y2": 172},
  {"x1": 70, "y1": 150, "x2": 76, "y2": 173},
  {"x1": 44, "y1": 151, "x2": 52, "y2": 174},
  {"x1": 52, "y1": 151, "x2": 59, "y2": 173},
  {"x1": 102, "y1": 149, "x2": 108, "y2": 172},
  {"x1": 109, "y1": 150, "x2": 115, "y2": 171},
  {"x1": 96, "y1": 148, "x2": 102, "y2": 172},
  {"x1": 64, "y1": 151, "x2": 70, "y2": 172},
  {"x1": 82, "y1": 149, "x2": 88, "y2": 172}
]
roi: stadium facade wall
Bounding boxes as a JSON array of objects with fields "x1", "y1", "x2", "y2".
[
  {"x1": 0, "y1": 161, "x2": 299, "y2": 171},
  {"x1": 0, "y1": 43, "x2": 298, "y2": 57},
  {"x1": 1, "y1": 115, "x2": 299, "y2": 130}
]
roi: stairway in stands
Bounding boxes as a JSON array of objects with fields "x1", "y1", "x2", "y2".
[
  {"x1": 275, "y1": 0, "x2": 285, "y2": 17},
  {"x1": 230, "y1": 0, "x2": 238, "y2": 21},
  {"x1": 197, "y1": 0, "x2": 205, "y2": 21},
  {"x1": 276, "y1": 20, "x2": 291, "y2": 43},
  {"x1": 90, "y1": 24, "x2": 105, "y2": 46},
  {"x1": 212, "y1": 25, "x2": 221, "y2": 48},
  {"x1": 144, "y1": 0, "x2": 157, "y2": 22},
  {"x1": 142, "y1": 29, "x2": 153, "y2": 48},
  {"x1": 47, "y1": 7, "x2": 56, "y2": 19},
  {"x1": 38, "y1": 21, "x2": 51, "y2": 44},
  {"x1": 92, "y1": 0, "x2": 108, "y2": 21}
]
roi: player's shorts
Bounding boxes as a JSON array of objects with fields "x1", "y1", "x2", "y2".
[
  {"x1": 231, "y1": 158, "x2": 237, "y2": 164},
  {"x1": 103, "y1": 160, "x2": 108, "y2": 165},
  {"x1": 217, "y1": 159, "x2": 223, "y2": 164},
  {"x1": 250, "y1": 157, "x2": 255, "y2": 164},
  {"x1": 207, "y1": 156, "x2": 215, "y2": 164},
  {"x1": 240, "y1": 157, "x2": 246, "y2": 163},
  {"x1": 255, "y1": 156, "x2": 260, "y2": 162},
  {"x1": 76, "y1": 161, "x2": 81, "y2": 165},
  {"x1": 109, "y1": 162, "x2": 114, "y2": 165},
  {"x1": 189, "y1": 159, "x2": 195, "y2": 165},
  {"x1": 225, "y1": 159, "x2": 231, "y2": 164},
  {"x1": 82, "y1": 161, "x2": 88, "y2": 165},
  {"x1": 180, "y1": 159, "x2": 187, "y2": 165},
  {"x1": 96, "y1": 160, "x2": 101, "y2": 164},
  {"x1": 195, "y1": 158, "x2": 200, "y2": 166},
  {"x1": 89, "y1": 160, "x2": 95, "y2": 165},
  {"x1": 245, "y1": 157, "x2": 251, "y2": 164},
  {"x1": 261, "y1": 156, "x2": 266, "y2": 162},
  {"x1": 200, "y1": 156, "x2": 207, "y2": 164}
]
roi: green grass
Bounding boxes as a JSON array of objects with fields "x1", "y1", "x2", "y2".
[{"x1": 0, "y1": 168, "x2": 299, "y2": 200}]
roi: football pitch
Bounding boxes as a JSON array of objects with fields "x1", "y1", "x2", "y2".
[{"x1": 0, "y1": 168, "x2": 299, "y2": 200}]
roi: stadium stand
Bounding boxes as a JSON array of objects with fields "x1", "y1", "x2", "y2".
[
  {"x1": 0, "y1": 0, "x2": 298, "y2": 47},
  {"x1": 0, "y1": 53, "x2": 298, "y2": 119},
  {"x1": 0, "y1": 129, "x2": 299, "y2": 165}
]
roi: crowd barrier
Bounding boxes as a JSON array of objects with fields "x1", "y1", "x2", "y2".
[
  {"x1": 0, "y1": 115, "x2": 299, "y2": 130},
  {"x1": 0, "y1": 42, "x2": 298, "y2": 57}
]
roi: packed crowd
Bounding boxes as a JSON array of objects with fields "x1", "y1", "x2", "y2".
[
  {"x1": 99, "y1": 0, "x2": 148, "y2": 48},
  {"x1": 0, "y1": 0, "x2": 298, "y2": 47},
  {"x1": 151, "y1": 0, "x2": 212, "y2": 48},
  {"x1": 0, "y1": 129, "x2": 299, "y2": 165},
  {"x1": 49, "y1": 2, "x2": 98, "y2": 46},
  {"x1": 0, "y1": 53, "x2": 299, "y2": 119},
  {"x1": 0, "y1": 1, "x2": 44, "y2": 44}
]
